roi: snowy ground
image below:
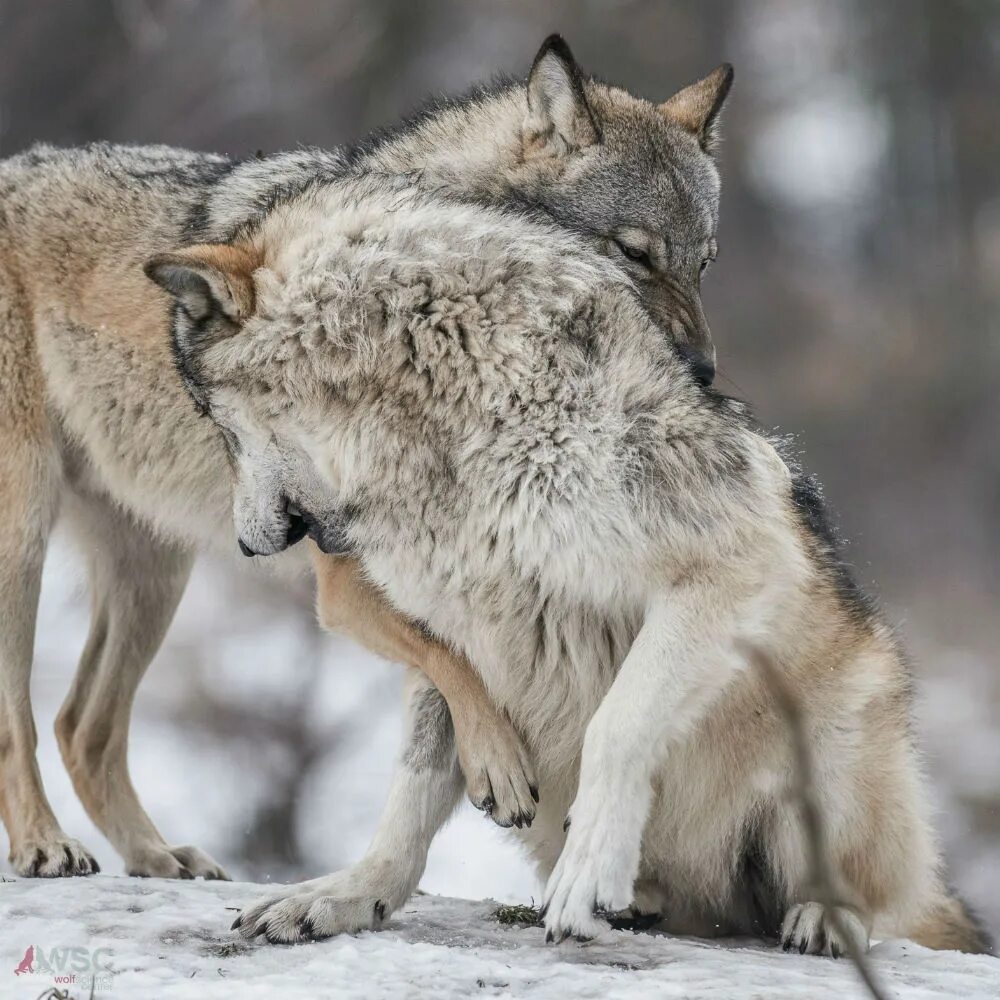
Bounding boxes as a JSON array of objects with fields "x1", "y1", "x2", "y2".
[{"x1": 0, "y1": 877, "x2": 996, "y2": 1000}]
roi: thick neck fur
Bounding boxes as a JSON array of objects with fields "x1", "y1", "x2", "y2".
[{"x1": 356, "y1": 85, "x2": 531, "y2": 202}]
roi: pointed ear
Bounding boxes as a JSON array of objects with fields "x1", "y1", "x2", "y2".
[
  {"x1": 144, "y1": 243, "x2": 261, "y2": 324},
  {"x1": 660, "y1": 64, "x2": 734, "y2": 153},
  {"x1": 524, "y1": 34, "x2": 600, "y2": 159}
]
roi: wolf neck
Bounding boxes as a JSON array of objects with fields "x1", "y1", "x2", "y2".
[{"x1": 359, "y1": 86, "x2": 528, "y2": 202}]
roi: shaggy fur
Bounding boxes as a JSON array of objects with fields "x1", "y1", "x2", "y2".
[
  {"x1": 0, "y1": 37, "x2": 734, "y2": 885},
  {"x1": 168, "y1": 175, "x2": 991, "y2": 956}
]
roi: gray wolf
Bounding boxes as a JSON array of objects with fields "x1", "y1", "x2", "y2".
[
  {"x1": 160, "y1": 172, "x2": 991, "y2": 956},
  {"x1": 0, "y1": 37, "x2": 730, "y2": 881}
]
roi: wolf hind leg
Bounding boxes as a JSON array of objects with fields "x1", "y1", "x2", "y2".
[
  {"x1": 0, "y1": 432, "x2": 97, "y2": 875},
  {"x1": 233, "y1": 670, "x2": 464, "y2": 943},
  {"x1": 54, "y1": 492, "x2": 226, "y2": 879}
]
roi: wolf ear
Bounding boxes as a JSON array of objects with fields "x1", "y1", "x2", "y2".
[
  {"x1": 660, "y1": 64, "x2": 734, "y2": 153},
  {"x1": 144, "y1": 243, "x2": 261, "y2": 325},
  {"x1": 524, "y1": 34, "x2": 600, "y2": 159}
]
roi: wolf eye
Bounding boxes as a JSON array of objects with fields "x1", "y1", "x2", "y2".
[
  {"x1": 615, "y1": 240, "x2": 652, "y2": 269},
  {"x1": 700, "y1": 256, "x2": 715, "y2": 277}
]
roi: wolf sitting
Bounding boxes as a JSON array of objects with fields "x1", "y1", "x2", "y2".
[{"x1": 158, "y1": 172, "x2": 991, "y2": 957}]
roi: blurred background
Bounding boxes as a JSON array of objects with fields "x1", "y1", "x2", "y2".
[{"x1": 2, "y1": 0, "x2": 997, "y2": 939}]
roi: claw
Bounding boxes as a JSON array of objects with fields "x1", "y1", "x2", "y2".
[{"x1": 231, "y1": 915, "x2": 243, "y2": 931}]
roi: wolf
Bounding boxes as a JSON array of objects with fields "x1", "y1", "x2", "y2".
[
  {"x1": 157, "y1": 174, "x2": 991, "y2": 956},
  {"x1": 0, "y1": 37, "x2": 732, "y2": 881}
]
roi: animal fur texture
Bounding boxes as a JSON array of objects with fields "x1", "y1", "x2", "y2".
[
  {"x1": 164, "y1": 172, "x2": 992, "y2": 957},
  {"x1": 0, "y1": 38, "x2": 733, "y2": 887}
]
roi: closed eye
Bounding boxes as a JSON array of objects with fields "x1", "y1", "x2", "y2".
[{"x1": 614, "y1": 239, "x2": 652, "y2": 270}]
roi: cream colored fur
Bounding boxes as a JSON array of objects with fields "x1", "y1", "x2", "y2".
[{"x1": 174, "y1": 177, "x2": 986, "y2": 954}]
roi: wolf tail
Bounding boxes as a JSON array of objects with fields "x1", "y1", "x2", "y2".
[{"x1": 906, "y1": 893, "x2": 994, "y2": 955}]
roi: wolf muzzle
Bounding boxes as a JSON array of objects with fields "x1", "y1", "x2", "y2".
[{"x1": 238, "y1": 503, "x2": 352, "y2": 557}]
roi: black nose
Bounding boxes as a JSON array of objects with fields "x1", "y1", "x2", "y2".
[
  {"x1": 691, "y1": 358, "x2": 715, "y2": 387},
  {"x1": 238, "y1": 538, "x2": 257, "y2": 558},
  {"x1": 676, "y1": 345, "x2": 715, "y2": 387}
]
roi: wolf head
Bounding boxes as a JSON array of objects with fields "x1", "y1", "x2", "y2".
[
  {"x1": 143, "y1": 243, "x2": 347, "y2": 556},
  {"x1": 363, "y1": 35, "x2": 733, "y2": 385},
  {"x1": 521, "y1": 36, "x2": 730, "y2": 385}
]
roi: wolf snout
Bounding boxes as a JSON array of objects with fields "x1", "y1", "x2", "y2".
[
  {"x1": 238, "y1": 500, "x2": 351, "y2": 559},
  {"x1": 676, "y1": 343, "x2": 716, "y2": 387}
]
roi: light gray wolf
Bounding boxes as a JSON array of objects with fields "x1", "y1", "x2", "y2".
[
  {"x1": 159, "y1": 172, "x2": 991, "y2": 956},
  {"x1": 0, "y1": 36, "x2": 731, "y2": 882}
]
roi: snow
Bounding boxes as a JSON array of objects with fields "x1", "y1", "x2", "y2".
[{"x1": 1, "y1": 877, "x2": 996, "y2": 999}]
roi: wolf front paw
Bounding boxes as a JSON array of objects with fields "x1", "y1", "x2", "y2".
[
  {"x1": 232, "y1": 864, "x2": 409, "y2": 944},
  {"x1": 127, "y1": 843, "x2": 229, "y2": 880},
  {"x1": 540, "y1": 808, "x2": 637, "y2": 943},
  {"x1": 10, "y1": 835, "x2": 99, "y2": 877},
  {"x1": 780, "y1": 902, "x2": 869, "y2": 958},
  {"x1": 460, "y1": 715, "x2": 538, "y2": 830}
]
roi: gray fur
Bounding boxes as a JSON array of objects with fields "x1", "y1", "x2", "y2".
[
  {"x1": 0, "y1": 36, "x2": 735, "y2": 887},
  {"x1": 402, "y1": 688, "x2": 455, "y2": 773},
  {"x1": 181, "y1": 174, "x2": 984, "y2": 953}
]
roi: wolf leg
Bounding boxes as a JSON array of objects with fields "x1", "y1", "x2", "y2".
[
  {"x1": 233, "y1": 670, "x2": 463, "y2": 943},
  {"x1": 0, "y1": 434, "x2": 97, "y2": 875},
  {"x1": 54, "y1": 493, "x2": 226, "y2": 879},
  {"x1": 542, "y1": 587, "x2": 740, "y2": 941},
  {"x1": 312, "y1": 548, "x2": 537, "y2": 827}
]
